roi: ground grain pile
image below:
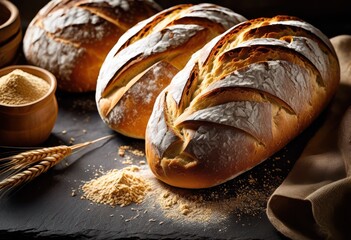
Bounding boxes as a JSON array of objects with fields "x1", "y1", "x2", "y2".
[
  {"x1": 81, "y1": 166, "x2": 151, "y2": 207},
  {"x1": 0, "y1": 69, "x2": 50, "y2": 105}
]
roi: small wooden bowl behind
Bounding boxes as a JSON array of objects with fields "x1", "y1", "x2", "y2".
[
  {"x1": 0, "y1": 65, "x2": 58, "y2": 147},
  {"x1": 0, "y1": 0, "x2": 22, "y2": 68}
]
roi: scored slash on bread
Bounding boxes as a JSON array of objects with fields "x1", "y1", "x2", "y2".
[
  {"x1": 95, "y1": 3, "x2": 247, "y2": 139},
  {"x1": 145, "y1": 15, "x2": 340, "y2": 189},
  {"x1": 23, "y1": 0, "x2": 162, "y2": 92}
]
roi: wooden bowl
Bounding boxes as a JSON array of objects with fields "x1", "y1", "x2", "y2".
[
  {"x1": 0, "y1": 0, "x2": 22, "y2": 68},
  {"x1": 0, "y1": 65, "x2": 58, "y2": 147}
]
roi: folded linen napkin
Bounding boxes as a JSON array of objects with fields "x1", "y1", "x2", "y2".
[{"x1": 267, "y1": 35, "x2": 351, "y2": 240}]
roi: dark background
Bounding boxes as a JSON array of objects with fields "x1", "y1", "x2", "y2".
[
  {"x1": 2, "y1": 1, "x2": 350, "y2": 239},
  {"x1": 11, "y1": 0, "x2": 351, "y2": 38}
]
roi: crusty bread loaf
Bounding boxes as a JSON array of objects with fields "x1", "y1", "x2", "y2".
[
  {"x1": 95, "y1": 3, "x2": 247, "y2": 139},
  {"x1": 145, "y1": 15, "x2": 340, "y2": 189},
  {"x1": 23, "y1": 0, "x2": 161, "y2": 92}
]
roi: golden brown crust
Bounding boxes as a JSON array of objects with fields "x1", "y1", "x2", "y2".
[
  {"x1": 23, "y1": 0, "x2": 161, "y2": 92},
  {"x1": 95, "y1": 3, "x2": 247, "y2": 138},
  {"x1": 102, "y1": 61, "x2": 179, "y2": 138},
  {"x1": 145, "y1": 16, "x2": 340, "y2": 189}
]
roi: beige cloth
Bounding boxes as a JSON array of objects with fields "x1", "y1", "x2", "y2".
[{"x1": 267, "y1": 77, "x2": 351, "y2": 239}]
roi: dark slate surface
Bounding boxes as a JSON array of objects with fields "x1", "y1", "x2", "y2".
[
  {"x1": 0, "y1": 90, "x2": 325, "y2": 240},
  {"x1": 1, "y1": 1, "x2": 346, "y2": 239}
]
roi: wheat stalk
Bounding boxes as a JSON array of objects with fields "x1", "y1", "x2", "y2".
[
  {"x1": 0, "y1": 152, "x2": 70, "y2": 190},
  {"x1": 0, "y1": 135, "x2": 113, "y2": 192},
  {"x1": 0, "y1": 145, "x2": 71, "y2": 174}
]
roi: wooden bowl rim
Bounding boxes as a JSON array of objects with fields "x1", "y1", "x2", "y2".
[
  {"x1": 0, "y1": 0, "x2": 20, "y2": 43},
  {"x1": 0, "y1": 65, "x2": 57, "y2": 108}
]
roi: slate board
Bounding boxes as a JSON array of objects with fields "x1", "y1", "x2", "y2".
[
  {"x1": 0, "y1": 1, "x2": 338, "y2": 238},
  {"x1": 0, "y1": 90, "x2": 325, "y2": 240}
]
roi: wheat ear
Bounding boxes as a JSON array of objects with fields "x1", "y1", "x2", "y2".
[
  {"x1": 0, "y1": 152, "x2": 71, "y2": 190},
  {"x1": 0, "y1": 135, "x2": 113, "y2": 191},
  {"x1": 0, "y1": 146, "x2": 71, "y2": 174}
]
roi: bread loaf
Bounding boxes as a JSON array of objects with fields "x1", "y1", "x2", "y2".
[
  {"x1": 95, "y1": 3, "x2": 247, "y2": 139},
  {"x1": 23, "y1": 0, "x2": 161, "y2": 92},
  {"x1": 145, "y1": 15, "x2": 340, "y2": 189}
]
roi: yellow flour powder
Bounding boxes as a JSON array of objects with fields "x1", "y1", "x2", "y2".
[
  {"x1": 0, "y1": 69, "x2": 50, "y2": 105},
  {"x1": 81, "y1": 166, "x2": 151, "y2": 207}
]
